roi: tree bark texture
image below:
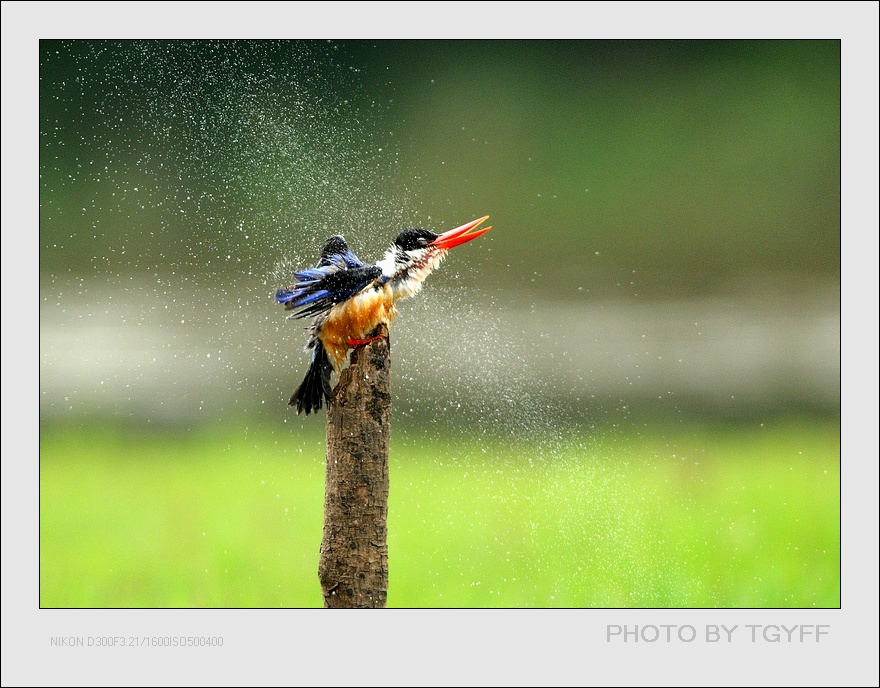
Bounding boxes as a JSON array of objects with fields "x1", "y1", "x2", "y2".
[{"x1": 318, "y1": 324, "x2": 390, "y2": 608}]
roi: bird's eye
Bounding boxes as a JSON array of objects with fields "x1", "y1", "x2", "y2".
[{"x1": 418, "y1": 237, "x2": 428, "y2": 246}]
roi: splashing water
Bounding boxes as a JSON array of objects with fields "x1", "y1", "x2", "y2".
[{"x1": 40, "y1": 40, "x2": 430, "y2": 424}]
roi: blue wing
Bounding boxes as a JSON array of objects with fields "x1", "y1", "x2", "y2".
[
  {"x1": 276, "y1": 265, "x2": 382, "y2": 319},
  {"x1": 276, "y1": 235, "x2": 380, "y2": 318},
  {"x1": 278, "y1": 237, "x2": 383, "y2": 319},
  {"x1": 316, "y1": 235, "x2": 365, "y2": 269}
]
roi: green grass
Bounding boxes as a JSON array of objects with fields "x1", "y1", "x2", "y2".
[{"x1": 39, "y1": 418, "x2": 839, "y2": 607}]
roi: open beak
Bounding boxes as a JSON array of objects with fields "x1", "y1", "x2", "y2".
[{"x1": 429, "y1": 215, "x2": 492, "y2": 250}]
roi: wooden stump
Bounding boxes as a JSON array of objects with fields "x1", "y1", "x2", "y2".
[{"x1": 318, "y1": 324, "x2": 390, "y2": 608}]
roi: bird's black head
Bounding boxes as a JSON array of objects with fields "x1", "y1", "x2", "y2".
[{"x1": 393, "y1": 228, "x2": 438, "y2": 252}]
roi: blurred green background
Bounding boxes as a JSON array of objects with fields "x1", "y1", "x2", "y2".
[{"x1": 39, "y1": 40, "x2": 840, "y2": 607}]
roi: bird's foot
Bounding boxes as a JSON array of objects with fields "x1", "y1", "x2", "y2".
[{"x1": 347, "y1": 333, "x2": 386, "y2": 348}]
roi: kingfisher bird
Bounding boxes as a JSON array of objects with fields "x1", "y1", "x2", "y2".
[{"x1": 276, "y1": 215, "x2": 492, "y2": 414}]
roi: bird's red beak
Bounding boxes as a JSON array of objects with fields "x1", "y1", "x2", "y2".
[{"x1": 429, "y1": 215, "x2": 492, "y2": 250}]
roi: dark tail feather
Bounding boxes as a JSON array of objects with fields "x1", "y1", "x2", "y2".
[{"x1": 290, "y1": 341, "x2": 333, "y2": 414}]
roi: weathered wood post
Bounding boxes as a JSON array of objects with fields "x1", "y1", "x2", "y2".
[{"x1": 318, "y1": 324, "x2": 390, "y2": 608}]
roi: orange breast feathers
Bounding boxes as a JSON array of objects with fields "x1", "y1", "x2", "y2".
[{"x1": 318, "y1": 284, "x2": 397, "y2": 370}]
